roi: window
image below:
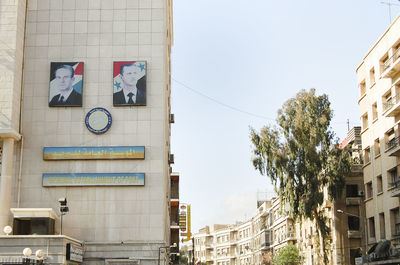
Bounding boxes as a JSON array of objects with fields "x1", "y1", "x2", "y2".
[
  {"x1": 350, "y1": 249, "x2": 362, "y2": 265},
  {"x1": 386, "y1": 128, "x2": 396, "y2": 149},
  {"x1": 394, "y1": 42, "x2": 400, "y2": 61},
  {"x1": 372, "y1": 102, "x2": 378, "y2": 121},
  {"x1": 381, "y1": 53, "x2": 390, "y2": 73},
  {"x1": 374, "y1": 138, "x2": 380, "y2": 156},
  {"x1": 348, "y1": 216, "x2": 360, "y2": 231},
  {"x1": 377, "y1": 175, "x2": 383, "y2": 193},
  {"x1": 390, "y1": 207, "x2": 400, "y2": 237},
  {"x1": 383, "y1": 90, "x2": 393, "y2": 112},
  {"x1": 346, "y1": 184, "x2": 358, "y2": 197},
  {"x1": 362, "y1": 113, "x2": 369, "y2": 131},
  {"x1": 370, "y1": 67, "x2": 375, "y2": 86},
  {"x1": 388, "y1": 167, "x2": 398, "y2": 188},
  {"x1": 364, "y1": 147, "x2": 371, "y2": 164},
  {"x1": 13, "y1": 218, "x2": 55, "y2": 235},
  {"x1": 369, "y1": 217, "x2": 376, "y2": 242},
  {"x1": 380, "y1": 213, "x2": 386, "y2": 239},
  {"x1": 395, "y1": 83, "x2": 400, "y2": 106},
  {"x1": 359, "y1": 80, "x2": 366, "y2": 97},
  {"x1": 366, "y1": 181, "x2": 373, "y2": 199}
]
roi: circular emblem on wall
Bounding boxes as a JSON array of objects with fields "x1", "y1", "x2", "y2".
[{"x1": 85, "y1": 107, "x2": 112, "y2": 134}]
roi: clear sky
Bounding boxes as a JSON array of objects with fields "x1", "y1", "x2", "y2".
[{"x1": 170, "y1": 0, "x2": 400, "y2": 233}]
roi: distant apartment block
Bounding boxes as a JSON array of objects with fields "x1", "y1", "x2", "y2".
[
  {"x1": 193, "y1": 128, "x2": 365, "y2": 265},
  {"x1": 193, "y1": 199, "x2": 288, "y2": 265}
]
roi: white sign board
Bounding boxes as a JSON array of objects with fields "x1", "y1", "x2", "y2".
[{"x1": 66, "y1": 243, "x2": 84, "y2": 263}]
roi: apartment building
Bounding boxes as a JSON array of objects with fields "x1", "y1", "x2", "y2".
[
  {"x1": 357, "y1": 15, "x2": 400, "y2": 264},
  {"x1": 252, "y1": 201, "x2": 272, "y2": 265},
  {"x1": 296, "y1": 127, "x2": 365, "y2": 265},
  {"x1": 0, "y1": 0, "x2": 176, "y2": 264},
  {"x1": 214, "y1": 226, "x2": 235, "y2": 265},
  {"x1": 268, "y1": 198, "x2": 296, "y2": 253},
  {"x1": 193, "y1": 131, "x2": 365, "y2": 265},
  {"x1": 193, "y1": 224, "x2": 230, "y2": 265},
  {"x1": 193, "y1": 200, "x2": 289, "y2": 265},
  {"x1": 236, "y1": 220, "x2": 253, "y2": 265},
  {"x1": 334, "y1": 127, "x2": 366, "y2": 265}
]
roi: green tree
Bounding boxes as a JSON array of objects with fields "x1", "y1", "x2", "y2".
[
  {"x1": 179, "y1": 249, "x2": 188, "y2": 265},
  {"x1": 272, "y1": 243, "x2": 302, "y2": 265},
  {"x1": 250, "y1": 89, "x2": 352, "y2": 264}
]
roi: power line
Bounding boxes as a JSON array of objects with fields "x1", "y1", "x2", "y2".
[
  {"x1": 172, "y1": 77, "x2": 358, "y2": 127},
  {"x1": 172, "y1": 77, "x2": 274, "y2": 121}
]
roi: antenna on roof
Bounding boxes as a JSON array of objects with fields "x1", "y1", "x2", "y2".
[{"x1": 381, "y1": 1, "x2": 400, "y2": 24}]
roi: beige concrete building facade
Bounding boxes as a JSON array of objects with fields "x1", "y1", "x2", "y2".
[
  {"x1": 193, "y1": 200, "x2": 282, "y2": 265},
  {"x1": 0, "y1": 0, "x2": 175, "y2": 264},
  {"x1": 357, "y1": 14, "x2": 400, "y2": 264}
]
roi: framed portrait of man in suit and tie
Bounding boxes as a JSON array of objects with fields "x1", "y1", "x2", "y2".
[
  {"x1": 49, "y1": 62, "x2": 83, "y2": 107},
  {"x1": 113, "y1": 61, "x2": 147, "y2": 106}
]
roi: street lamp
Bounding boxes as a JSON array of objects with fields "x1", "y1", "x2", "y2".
[
  {"x1": 337, "y1": 209, "x2": 368, "y2": 265},
  {"x1": 158, "y1": 243, "x2": 177, "y2": 265},
  {"x1": 58, "y1": 197, "x2": 69, "y2": 235},
  {"x1": 22, "y1": 248, "x2": 44, "y2": 265}
]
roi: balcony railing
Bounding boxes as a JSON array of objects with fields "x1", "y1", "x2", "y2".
[
  {"x1": 382, "y1": 93, "x2": 400, "y2": 112},
  {"x1": 348, "y1": 230, "x2": 362, "y2": 239},
  {"x1": 345, "y1": 197, "x2": 361, "y2": 206},
  {"x1": 387, "y1": 136, "x2": 400, "y2": 150},
  {"x1": 286, "y1": 233, "x2": 296, "y2": 239},
  {"x1": 391, "y1": 180, "x2": 400, "y2": 197},
  {"x1": 383, "y1": 47, "x2": 400, "y2": 72},
  {"x1": 391, "y1": 180, "x2": 400, "y2": 189},
  {"x1": 260, "y1": 242, "x2": 271, "y2": 249}
]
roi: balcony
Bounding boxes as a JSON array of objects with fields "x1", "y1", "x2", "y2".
[
  {"x1": 170, "y1": 179, "x2": 179, "y2": 200},
  {"x1": 260, "y1": 242, "x2": 271, "y2": 250},
  {"x1": 0, "y1": 235, "x2": 83, "y2": 264},
  {"x1": 387, "y1": 136, "x2": 400, "y2": 157},
  {"x1": 170, "y1": 221, "x2": 180, "y2": 230},
  {"x1": 346, "y1": 197, "x2": 361, "y2": 206},
  {"x1": 351, "y1": 163, "x2": 363, "y2": 175},
  {"x1": 348, "y1": 230, "x2": 362, "y2": 239},
  {"x1": 206, "y1": 255, "x2": 214, "y2": 261},
  {"x1": 391, "y1": 180, "x2": 400, "y2": 197},
  {"x1": 286, "y1": 233, "x2": 296, "y2": 240},
  {"x1": 206, "y1": 244, "x2": 214, "y2": 249},
  {"x1": 170, "y1": 199, "x2": 179, "y2": 207},
  {"x1": 384, "y1": 93, "x2": 400, "y2": 117},
  {"x1": 382, "y1": 47, "x2": 400, "y2": 78}
]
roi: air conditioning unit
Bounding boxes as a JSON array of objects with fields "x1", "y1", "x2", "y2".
[
  {"x1": 169, "y1": 154, "x2": 175, "y2": 164},
  {"x1": 169, "y1": 113, "x2": 175, "y2": 123},
  {"x1": 358, "y1": 190, "x2": 365, "y2": 196}
]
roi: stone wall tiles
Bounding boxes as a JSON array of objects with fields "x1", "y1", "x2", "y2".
[{"x1": 15, "y1": 0, "x2": 169, "y2": 246}]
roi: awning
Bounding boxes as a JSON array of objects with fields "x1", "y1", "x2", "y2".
[{"x1": 10, "y1": 208, "x2": 58, "y2": 219}]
